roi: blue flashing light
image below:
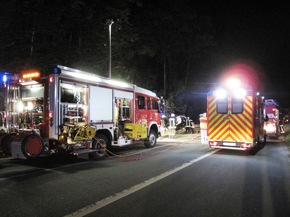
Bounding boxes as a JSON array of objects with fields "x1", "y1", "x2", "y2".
[
  {"x1": 3, "y1": 74, "x2": 7, "y2": 83},
  {"x1": 53, "y1": 67, "x2": 61, "y2": 74},
  {"x1": 0, "y1": 72, "x2": 8, "y2": 83}
]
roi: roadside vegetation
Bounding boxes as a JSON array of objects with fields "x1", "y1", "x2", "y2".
[{"x1": 283, "y1": 124, "x2": 290, "y2": 146}]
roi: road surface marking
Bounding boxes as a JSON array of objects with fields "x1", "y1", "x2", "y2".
[{"x1": 64, "y1": 149, "x2": 219, "y2": 217}]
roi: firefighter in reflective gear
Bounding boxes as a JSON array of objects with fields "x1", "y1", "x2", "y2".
[
  {"x1": 199, "y1": 113, "x2": 207, "y2": 144},
  {"x1": 168, "y1": 113, "x2": 176, "y2": 138}
]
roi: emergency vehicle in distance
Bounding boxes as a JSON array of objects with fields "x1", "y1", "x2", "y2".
[
  {"x1": 264, "y1": 99, "x2": 279, "y2": 139},
  {"x1": 0, "y1": 65, "x2": 161, "y2": 159},
  {"x1": 207, "y1": 78, "x2": 266, "y2": 151}
]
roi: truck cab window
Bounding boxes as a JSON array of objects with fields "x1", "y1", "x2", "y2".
[
  {"x1": 147, "y1": 98, "x2": 151, "y2": 110},
  {"x1": 138, "y1": 96, "x2": 145, "y2": 109},
  {"x1": 152, "y1": 99, "x2": 159, "y2": 111}
]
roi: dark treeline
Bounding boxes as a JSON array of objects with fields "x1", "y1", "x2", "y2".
[{"x1": 0, "y1": 0, "x2": 222, "y2": 119}]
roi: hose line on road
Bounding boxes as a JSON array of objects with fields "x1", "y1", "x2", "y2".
[{"x1": 104, "y1": 137, "x2": 195, "y2": 161}]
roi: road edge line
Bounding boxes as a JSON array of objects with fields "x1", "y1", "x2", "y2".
[{"x1": 64, "y1": 149, "x2": 219, "y2": 217}]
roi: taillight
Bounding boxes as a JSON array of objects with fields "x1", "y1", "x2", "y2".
[
  {"x1": 210, "y1": 141, "x2": 219, "y2": 146},
  {"x1": 241, "y1": 143, "x2": 251, "y2": 148},
  {"x1": 49, "y1": 112, "x2": 53, "y2": 126}
]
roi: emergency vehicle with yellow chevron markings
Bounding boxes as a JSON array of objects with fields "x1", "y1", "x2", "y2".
[{"x1": 207, "y1": 80, "x2": 266, "y2": 151}]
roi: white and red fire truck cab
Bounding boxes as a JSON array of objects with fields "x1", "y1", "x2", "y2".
[{"x1": 0, "y1": 65, "x2": 161, "y2": 159}]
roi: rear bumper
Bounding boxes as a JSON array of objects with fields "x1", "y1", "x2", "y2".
[
  {"x1": 209, "y1": 145, "x2": 248, "y2": 151},
  {"x1": 209, "y1": 140, "x2": 254, "y2": 151}
]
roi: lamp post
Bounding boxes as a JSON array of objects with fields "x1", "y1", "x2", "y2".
[{"x1": 108, "y1": 19, "x2": 114, "y2": 79}]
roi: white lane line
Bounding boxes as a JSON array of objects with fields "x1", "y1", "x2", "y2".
[{"x1": 64, "y1": 149, "x2": 219, "y2": 217}]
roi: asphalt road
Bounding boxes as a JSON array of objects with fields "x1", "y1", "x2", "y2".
[{"x1": 0, "y1": 134, "x2": 290, "y2": 217}]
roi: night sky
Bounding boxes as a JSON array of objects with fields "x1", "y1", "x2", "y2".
[
  {"x1": 1, "y1": 1, "x2": 290, "y2": 111},
  {"x1": 199, "y1": 1, "x2": 290, "y2": 108}
]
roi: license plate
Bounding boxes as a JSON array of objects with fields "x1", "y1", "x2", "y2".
[{"x1": 223, "y1": 142, "x2": 236, "y2": 146}]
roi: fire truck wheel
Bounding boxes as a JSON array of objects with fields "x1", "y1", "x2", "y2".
[
  {"x1": 144, "y1": 130, "x2": 157, "y2": 148},
  {"x1": 21, "y1": 134, "x2": 44, "y2": 159},
  {"x1": 0, "y1": 133, "x2": 15, "y2": 156},
  {"x1": 89, "y1": 134, "x2": 108, "y2": 160}
]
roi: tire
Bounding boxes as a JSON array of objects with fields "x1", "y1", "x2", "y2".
[
  {"x1": 144, "y1": 130, "x2": 157, "y2": 148},
  {"x1": 21, "y1": 134, "x2": 44, "y2": 159},
  {"x1": 89, "y1": 134, "x2": 109, "y2": 160},
  {"x1": 0, "y1": 133, "x2": 15, "y2": 156}
]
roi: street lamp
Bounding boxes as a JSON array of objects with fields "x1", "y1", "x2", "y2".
[{"x1": 108, "y1": 19, "x2": 114, "y2": 79}]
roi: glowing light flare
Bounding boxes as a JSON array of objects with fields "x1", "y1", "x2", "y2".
[
  {"x1": 105, "y1": 79, "x2": 130, "y2": 88},
  {"x1": 62, "y1": 71, "x2": 101, "y2": 82},
  {"x1": 2, "y1": 75, "x2": 7, "y2": 83},
  {"x1": 234, "y1": 88, "x2": 247, "y2": 98},
  {"x1": 22, "y1": 71, "x2": 40, "y2": 79},
  {"x1": 27, "y1": 102, "x2": 34, "y2": 111},
  {"x1": 264, "y1": 123, "x2": 276, "y2": 133},
  {"x1": 18, "y1": 101, "x2": 24, "y2": 112},
  {"x1": 214, "y1": 88, "x2": 227, "y2": 99},
  {"x1": 226, "y1": 78, "x2": 241, "y2": 89},
  {"x1": 19, "y1": 80, "x2": 39, "y2": 85},
  {"x1": 219, "y1": 62, "x2": 263, "y2": 91}
]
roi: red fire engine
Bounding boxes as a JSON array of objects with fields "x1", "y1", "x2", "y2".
[
  {"x1": 207, "y1": 78, "x2": 266, "y2": 151},
  {"x1": 0, "y1": 65, "x2": 161, "y2": 159},
  {"x1": 264, "y1": 99, "x2": 279, "y2": 139}
]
